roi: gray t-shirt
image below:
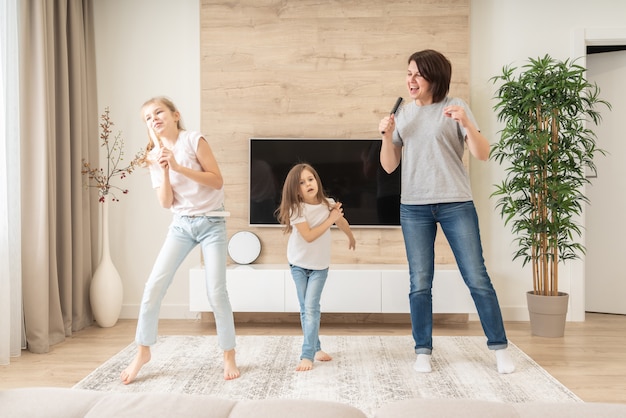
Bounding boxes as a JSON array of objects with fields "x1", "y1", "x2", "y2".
[{"x1": 392, "y1": 97, "x2": 475, "y2": 205}]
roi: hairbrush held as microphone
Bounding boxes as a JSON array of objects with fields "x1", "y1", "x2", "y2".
[{"x1": 381, "y1": 97, "x2": 403, "y2": 134}]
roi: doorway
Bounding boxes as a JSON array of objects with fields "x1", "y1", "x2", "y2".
[{"x1": 585, "y1": 49, "x2": 626, "y2": 315}]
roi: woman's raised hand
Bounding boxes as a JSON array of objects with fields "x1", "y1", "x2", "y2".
[{"x1": 379, "y1": 114, "x2": 395, "y2": 137}]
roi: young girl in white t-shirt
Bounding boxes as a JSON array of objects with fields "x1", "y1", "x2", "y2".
[{"x1": 276, "y1": 163, "x2": 356, "y2": 371}]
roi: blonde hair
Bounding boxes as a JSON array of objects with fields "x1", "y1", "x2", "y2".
[
  {"x1": 137, "y1": 96, "x2": 185, "y2": 166},
  {"x1": 275, "y1": 163, "x2": 332, "y2": 233}
]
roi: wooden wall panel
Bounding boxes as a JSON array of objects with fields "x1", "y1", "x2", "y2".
[{"x1": 200, "y1": 0, "x2": 470, "y2": 265}]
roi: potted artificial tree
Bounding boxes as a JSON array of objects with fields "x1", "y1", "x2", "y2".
[{"x1": 490, "y1": 55, "x2": 610, "y2": 337}]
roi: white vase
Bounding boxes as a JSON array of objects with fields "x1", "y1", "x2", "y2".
[{"x1": 90, "y1": 198, "x2": 123, "y2": 327}]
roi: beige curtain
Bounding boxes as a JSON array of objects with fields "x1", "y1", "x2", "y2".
[{"x1": 19, "y1": 0, "x2": 98, "y2": 353}]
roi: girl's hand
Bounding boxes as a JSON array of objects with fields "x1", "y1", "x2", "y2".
[
  {"x1": 328, "y1": 202, "x2": 344, "y2": 223},
  {"x1": 158, "y1": 147, "x2": 179, "y2": 172},
  {"x1": 347, "y1": 235, "x2": 356, "y2": 250}
]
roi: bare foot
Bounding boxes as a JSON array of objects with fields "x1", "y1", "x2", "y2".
[
  {"x1": 120, "y1": 345, "x2": 151, "y2": 385},
  {"x1": 224, "y1": 349, "x2": 240, "y2": 380},
  {"x1": 314, "y1": 350, "x2": 332, "y2": 361},
  {"x1": 296, "y1": 358, "x2": 314, "y2": 371}
]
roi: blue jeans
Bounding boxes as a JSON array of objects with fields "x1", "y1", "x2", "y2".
[
  {"x1": 400, "y1": 202, "x2": 508, "y2": 354},
  {"x1": 289, "y1": 265, "x2": 329, "y2": 361},
  {"x1": 136, "y1": 214, "x2": 236, "y2": 350}
]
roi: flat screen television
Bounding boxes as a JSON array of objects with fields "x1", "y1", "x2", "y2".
[{"x1": 249, "y1": 138, "x2": 401, "y2": 227}]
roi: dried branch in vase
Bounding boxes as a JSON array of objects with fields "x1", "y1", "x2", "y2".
[{"x1": 81, "y1": 107, "x2": 143, "y2": 202}]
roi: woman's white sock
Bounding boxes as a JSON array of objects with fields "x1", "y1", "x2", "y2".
[
  {"x1": 496, "y1": 348, "x2": 515, "y2": 374},
  {"x1": 413, "y1": 353, "x2": 432, "y2": 373}
]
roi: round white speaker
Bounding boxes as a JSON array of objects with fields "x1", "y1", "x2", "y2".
[{"x1": 227, "y1": 231, "x2": 261, "y2": 264}]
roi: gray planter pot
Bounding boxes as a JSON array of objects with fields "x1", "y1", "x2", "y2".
[{"x1": 526, "y1": 291, "x2": 569, "y2": 337}]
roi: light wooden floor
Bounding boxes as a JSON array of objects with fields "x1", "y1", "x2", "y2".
[{"x1": 1, "y1": 312, "x2": 625, "y2": 405}]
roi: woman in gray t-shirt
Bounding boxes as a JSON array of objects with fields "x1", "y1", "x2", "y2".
[{"x1": 378, "y1": 49, "x2": 515, "y2": 375}]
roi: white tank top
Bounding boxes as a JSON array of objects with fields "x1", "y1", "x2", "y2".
[{"x1": 148, "y1": 130, "x2": 225, "y2": 215}]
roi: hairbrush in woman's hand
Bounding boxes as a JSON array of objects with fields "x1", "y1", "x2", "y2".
[{"x1": 381, "y1": 97, "x2": 403, "y2": 134}]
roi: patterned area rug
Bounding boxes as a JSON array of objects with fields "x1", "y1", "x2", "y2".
[{"x1": 74, "y1": 335, "x2": 580, "y2": 417}]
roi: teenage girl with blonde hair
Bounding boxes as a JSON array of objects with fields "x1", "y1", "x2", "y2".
[
  {"x1": 120, "y1": 96, "x2": 239, "y2": 384},
  {"x1": 276, "y1": 163, "x2": 356, "y2": 371}
]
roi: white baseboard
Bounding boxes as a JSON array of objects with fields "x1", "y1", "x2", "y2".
[
  {"x1": 119, "y1": 304, "x2": 201, "y2": 320},
  {"x1": 119, "y1": 304, "x2": 582, "y2": 322}
]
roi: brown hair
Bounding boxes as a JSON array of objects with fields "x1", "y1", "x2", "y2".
[
  {"x1": 275, "y1": 163, "x2": 332, "y2": 233},
  {"x1": 408, "y1": 49, "x2": 452, "y2": 103}
]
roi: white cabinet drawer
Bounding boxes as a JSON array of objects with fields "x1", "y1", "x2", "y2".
[
  {"x1": 190, "y1": 264, "x2": 472, "y2": 314},
  {"x1": 189, "y1": 266, "x2": 284, "y2": 312},
  {"x1": 284, "y1": 269, "x2": 381, "y2": 313}
]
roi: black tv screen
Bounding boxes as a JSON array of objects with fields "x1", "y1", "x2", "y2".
[{"x1": 249, "y1": 138, "x2": 401, "y2": 227}]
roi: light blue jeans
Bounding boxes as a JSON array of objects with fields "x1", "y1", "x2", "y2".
[
  {"x1": 400, "y1": 202, "x2": 508, "y2": 354},
  {"x1": 289, "y1": 265, "x2": 329, "y2": 361},
  {"x1": 135, "y1": 214, "x2": 236, "y2": 351}
]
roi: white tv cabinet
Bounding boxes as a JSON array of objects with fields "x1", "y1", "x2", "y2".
[{"x1": 189, "y1": 264, "x2": 476, "y2": 314}]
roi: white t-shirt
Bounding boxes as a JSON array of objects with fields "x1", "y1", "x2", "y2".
[
  {"x1": 148, "y1": 130, "x2": 225, "y2": 215},
  {"x1": 287, "y1": 198, "x2": 335, "y2": 270}
]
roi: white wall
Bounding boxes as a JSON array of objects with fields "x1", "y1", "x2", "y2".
[
  {"x1": 93, "y1": 0, "x2": 200, "y2": 319},
  {"x1": 470, "y1": 0, "x2": 626, "y2": 321},
  {"x1": 93, "y1": 0, "x2": 626, "y2": 320}
]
